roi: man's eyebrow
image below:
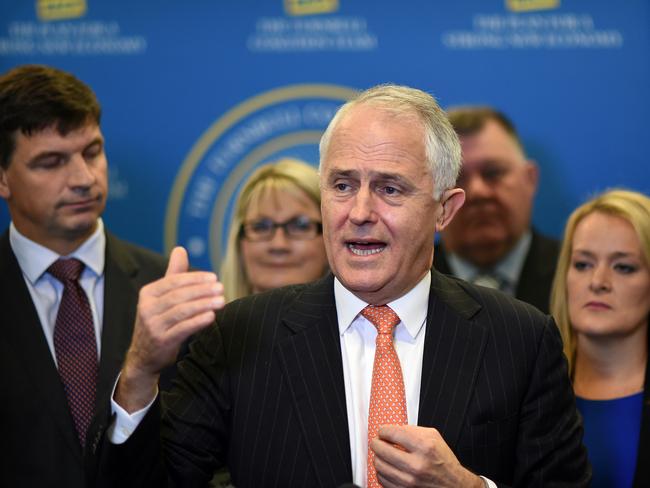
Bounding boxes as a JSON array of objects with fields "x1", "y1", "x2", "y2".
[
  {"x1": 371, "y1": 171, "x2": 409, "y2": 182},
  {"x1": 28, "y1": 137, "x2": 104, "y2": 165},
  {"x1": 325, "y1": 169, "x2": 417, "y2": 189},
  {"x1": 28, "y1": 150, "x2": 65, "y2": 166},
  {"x1": 82, "y1": 137, "x2": 104, "y2": 151},
  {"x1": 326, "y1": 168, "x2": 359, "y2": 179},
  {"x1": 369, "y1": 171, "x2": 418, "y2": 190},
  {"x1": 466, "y1": 158, "x2": 508, "y2": 169},
  {"x1": 86, "y1": 136, "x2": 104, "y2": 146}
]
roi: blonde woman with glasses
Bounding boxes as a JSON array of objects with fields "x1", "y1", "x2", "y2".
[{"x1": 220, "y1": 158, "x2": 328, "y2": 302}]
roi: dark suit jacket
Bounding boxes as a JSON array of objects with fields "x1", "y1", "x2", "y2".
[
  {"x1": 434, "y1": 230, "x2": 560, "y2": 314},
  {"x1": 0, "y1": 230, "x2": 167, "y2": 488},
  {"x1": 93, "y1": 271, "x2": 590, "y2": 488}
]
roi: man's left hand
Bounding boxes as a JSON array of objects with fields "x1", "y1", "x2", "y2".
[{"x1": 372, "y1": 425, "x2": 484, "y2": 488}]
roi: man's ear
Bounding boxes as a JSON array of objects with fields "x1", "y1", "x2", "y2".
[
  {"x1": 0, "y1": 167, "x2": 10, "y2": 200},
  {"x1": 435, "y1": 188, "x2": 465, "y2": 231},
  {"x1": 525, "y1": 159, "x2": 539, "y2": 191}
]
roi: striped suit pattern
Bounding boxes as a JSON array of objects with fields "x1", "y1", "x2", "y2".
[{"x1": 93, "y1": 270, "x2": 590, "y2": 488}]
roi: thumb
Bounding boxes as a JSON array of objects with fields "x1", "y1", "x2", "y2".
[{"x1": 165, "y1": 246, "x2": 189, "y2": 276}]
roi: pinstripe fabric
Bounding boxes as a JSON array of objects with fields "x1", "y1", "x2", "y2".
[{"x1": 96, "y1": 270, "x2": 590, "y2": 488}]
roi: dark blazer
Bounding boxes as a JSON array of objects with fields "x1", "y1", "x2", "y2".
[
  {"x1": 0, "y1": 230, "x2": 167, "y2": 488},
  {"x1": 93, "y1": 271, "x2": 590, "y2": 488},
  {"x1": 434, "y1": 229, "x2": 560, "y2": 314}
]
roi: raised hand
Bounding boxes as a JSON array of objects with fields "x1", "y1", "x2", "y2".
[{"x1": 115, "y1": 246, "x2": 225, "y2": 412}]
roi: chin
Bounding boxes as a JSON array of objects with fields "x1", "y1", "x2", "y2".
[
  {"x1": 340, "y1": 274, "x2": 387, "y2": 295},
  {"x1": 62, "y1": 217, "x2": 100, "y2": 238},
  {"x1": 469, "y1": 231, "x2": 508, "y2": 247}
]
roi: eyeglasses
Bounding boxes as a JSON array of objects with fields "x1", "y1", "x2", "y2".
[{"x1": 239, "y1": 216, "x2": 323, "y2": 242}]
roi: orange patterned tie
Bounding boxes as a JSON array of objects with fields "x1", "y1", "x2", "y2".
[{"x1": 362, "y1": 305, "x2": 407, "y2": 488}]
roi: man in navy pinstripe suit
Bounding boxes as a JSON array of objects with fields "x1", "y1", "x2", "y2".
[{"x1": 93, "y1": 84, "x2": 590, "y2": 487}]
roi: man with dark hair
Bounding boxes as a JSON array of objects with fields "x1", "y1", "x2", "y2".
[
  {"x1": 434, "y1": 106, "x2": 559, "y2": 313},
  {"x1": 0, "y1": 64, "x2": 168, "y2": 488}
]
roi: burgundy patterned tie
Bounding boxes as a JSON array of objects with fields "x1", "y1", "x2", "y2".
[{"x1": 48, "y1": 258, "x2": 98, "y2": 447}]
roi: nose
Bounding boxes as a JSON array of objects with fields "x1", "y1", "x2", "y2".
[
  {"x1": 267, "y1": 225, "x2": 291, "y2": 251},
  {"x1": 67, "y1": 154, "x2": 96, "y2": 189},
  {"x1": 464, "y1": 173, "x2": 493, "y2": 201},
  {"x1": 349, "y1": 187, "x2": 377, "y2": 226},
  {"x1": 589, "y1": 264, "x2": 611, "y2": 293}
]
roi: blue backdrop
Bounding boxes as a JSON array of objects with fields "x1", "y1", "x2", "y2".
[{"x1": 2, "y1": 0, "x2": 648, "y2": 271}]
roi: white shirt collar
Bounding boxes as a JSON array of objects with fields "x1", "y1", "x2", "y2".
[
  {"x1": 446, "y1": 230, "x2": 532, "y2": 286},
  {"x1": 9, "y1": 219, "x2": 106, "y2": 284},
  {"x1": 334, "y1": 271, "x2": 431, "y2": 340}
]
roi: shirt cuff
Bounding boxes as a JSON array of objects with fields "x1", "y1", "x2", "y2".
[
  {"x1": 107, "y1": 373, "x2": 158, "y2": 444},
  {"x1": 480, "y1": 475, "x2": 497, "y2": 488}
]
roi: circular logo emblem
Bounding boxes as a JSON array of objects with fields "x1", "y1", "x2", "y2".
[{"x1": 164, "y1": 83, "x2": 357, "y2": 271}]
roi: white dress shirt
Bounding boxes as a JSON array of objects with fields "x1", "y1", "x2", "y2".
[
  {"x1": 9, "y1": 219, "x2": 106, "y2": 361},
  {"x1": 335, "y1": 273, "x2": 429, "y2": 486},
  {"x1": 336, "y1": 272, "x2": 494, "y2": 488}
]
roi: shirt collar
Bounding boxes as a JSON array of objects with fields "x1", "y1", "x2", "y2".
[
  {"x1": 334, "y1": 271, "x2": 431, "y2": 340},
  {"x1": 446, "y1": 230, "x2": 532, "y2": 287},
  {"x1": 9, "y1": 219, "x2": 106, "y2": 284}
]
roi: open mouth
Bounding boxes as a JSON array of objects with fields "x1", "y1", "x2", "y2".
[{"x1": 347, "y1": 242, "x2": 386, "y2": 256}]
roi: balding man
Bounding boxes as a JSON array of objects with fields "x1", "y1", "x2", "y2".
[{"x1": 434, "y1": 107, "x2": 559, "y2": 313}]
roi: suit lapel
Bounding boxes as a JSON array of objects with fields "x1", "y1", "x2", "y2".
[
  {"x1": 418, "y1": 270, "x2": 488, "y2": 450},
  {"x1": 276, "y1": 275, "x2": 352, "y2": 487},
  {"x1": 432, "y1": 243, "x2": 453, "y2": 275},
  {"x1": 270, "y1": 270, "x2": 489, "y2": 483},
  {"x1": 95, "y1": 234, "x2": 139, "y2": 409},
  {"x1": 515, "y1": 231, "x2": 559, "y2": 314},
  {"x1": 0, "y1": 232, "x2": 82, "y2": 459}
]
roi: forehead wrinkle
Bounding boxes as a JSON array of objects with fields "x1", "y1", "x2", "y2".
[
  {"x1": 328, "y1": 137, "x2": 424, "y2": 167},
  {"x1": 31, "y1": 136, "x2": 104, "y2": 159}
]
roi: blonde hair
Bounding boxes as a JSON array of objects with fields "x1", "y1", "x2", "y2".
[
  {"x1": 550, "y1": 189, "x2": 650, "y2": 373},
  {"x1": 319, "y1": 84, "x2": 461, "y2": 200},
  {"x1": 219, "y1": 158, "x2": 321, "y2": 302}
]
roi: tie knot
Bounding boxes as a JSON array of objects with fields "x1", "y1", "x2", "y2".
[
  {"x1": 361, "y1": 305, "x2": 400, "y2": 335},
  {"x1": 48, "y1": 258, "x2": 85, "y2": 282},
  {"x1": 472, "y1": 271, "x2": 504, "y2": 291}
]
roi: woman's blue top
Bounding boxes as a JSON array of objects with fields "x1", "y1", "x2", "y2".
[{"x1": 576, "y1": 392, "x2": 643, "y2": 488}]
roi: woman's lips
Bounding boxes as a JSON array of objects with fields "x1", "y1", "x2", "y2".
[{"x1": 584, "y1": 301, "x2": 612, "y2": 310}]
